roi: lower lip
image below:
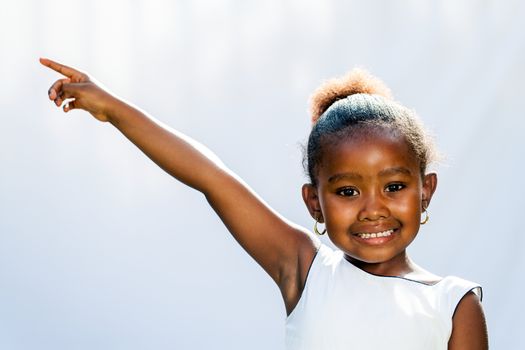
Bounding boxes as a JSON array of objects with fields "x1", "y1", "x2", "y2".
[{"x1": 352, "y1": 229, "x2": 398, "y2": 246}]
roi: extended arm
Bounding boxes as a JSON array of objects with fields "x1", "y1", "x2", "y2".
[{"x1": 40, "y1": 58, "x2": 318, "y2": 312}]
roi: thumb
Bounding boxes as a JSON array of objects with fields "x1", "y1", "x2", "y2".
[
  {"x1": 59, "y1": 82, "x2": 90, "y2": 112},
  {"x1": 60, "y1": 82, "x2": 85, "y2": 100},
  {"x1": 63, "y1": 99, "x2": 78, "y2": 113},
  {"x1": 60, "y1": 82, "x2": 105, "y2": 118}
]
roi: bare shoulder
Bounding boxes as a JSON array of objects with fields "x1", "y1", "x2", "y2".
[{"x1": 448, "y1": 291, "x2": 489, "y2": 350}]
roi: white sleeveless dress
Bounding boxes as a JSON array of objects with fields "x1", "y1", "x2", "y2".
[{"x1": 285, "y1": 244, "x2": 482, "y2": 350}]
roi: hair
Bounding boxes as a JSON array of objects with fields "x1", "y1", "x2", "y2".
[{"x1": 304, "y1": 68, "x2": 437, "y2": 185}]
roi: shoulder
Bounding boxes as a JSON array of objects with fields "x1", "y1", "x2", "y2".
[
  {"x1": 415, "y1": 273, "x2": 488, "y2": 349},
  {"x1": 448, "y1": 291, "x2": 488, "y2": 349},
  {"x1": 432, "y1": 275, "x2": 487, "y2": 349}
]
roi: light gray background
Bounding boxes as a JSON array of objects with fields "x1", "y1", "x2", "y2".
[{"x1": 1, "y1": 0, "x2": 523, "y2": 349}]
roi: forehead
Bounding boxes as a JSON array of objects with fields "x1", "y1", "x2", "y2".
[{"x1": 318, "y1": 129, "x2": 420, "y2": 178}]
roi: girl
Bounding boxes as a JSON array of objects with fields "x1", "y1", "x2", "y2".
[{"x1": 40, "y1": 58, "x2": 488, "y2": 349}]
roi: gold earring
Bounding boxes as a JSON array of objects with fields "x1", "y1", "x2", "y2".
[
  {"x1": 314, "y1": 218, "x2": 327, "y2": 235},
  {"x1": 420, "y1": 208, "x2": 429, "y2": 225}
]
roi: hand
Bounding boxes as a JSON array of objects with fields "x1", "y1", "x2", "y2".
[{"x1": 40, "y1": 58, "x2": 116, "y2": 122}]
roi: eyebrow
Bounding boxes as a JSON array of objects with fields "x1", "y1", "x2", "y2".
[
  {"x1": 328, "y1": 172, "x2": 363, "y2": 183},
  {"x1": 378, "y1": 167, "x2": 413, "y2": 177},
  {"x1": 328, "y1": 167, "x2": 413, "y2": 183}
]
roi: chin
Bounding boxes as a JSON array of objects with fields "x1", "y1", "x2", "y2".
[{"x1": 344, "y1": 249, "x2": 401, "y2": 265}]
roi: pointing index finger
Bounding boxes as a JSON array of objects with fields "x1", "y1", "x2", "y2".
[{"x1": 39, "y1": 58, "x2": 81, "y2": 78}]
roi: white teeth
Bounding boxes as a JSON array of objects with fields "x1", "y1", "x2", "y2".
[{"x1": 356, "y1": 229, "x2": 394, "y2": 239}]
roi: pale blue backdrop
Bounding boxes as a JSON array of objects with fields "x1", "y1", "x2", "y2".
[{"x1": 1, "y1": 0, "x2": 523, "y2": 349}]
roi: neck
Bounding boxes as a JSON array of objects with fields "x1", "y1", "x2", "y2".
[{"x1": 344, "y1": 251, "x2": 415, "y2": 277}]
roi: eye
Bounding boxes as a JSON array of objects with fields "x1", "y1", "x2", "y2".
[
  {"x1": 385, "y1": 183, "x2": 405, "y2": 192},
  {"x1": 337, "y1": 187, "x2": 359, "y2": 197}
]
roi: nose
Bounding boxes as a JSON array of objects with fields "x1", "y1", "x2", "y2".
[{"x1": 357, "y1": 193, "x2": 390, "y2": 222}]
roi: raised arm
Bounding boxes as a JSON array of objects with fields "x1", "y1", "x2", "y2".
[{"x1": 40, "y1": 58, "x2": 318, "y2": 313}]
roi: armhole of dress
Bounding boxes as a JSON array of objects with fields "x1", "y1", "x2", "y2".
[
  {"x1": 451, "y1": 285, "x2": 483, "y2": 319},
  {"x1": 301, "y1": 244, "x2": 322, "y2": 290},
  {"x1": 286, "y1": 244, "x2": 324, "y2": 321}
]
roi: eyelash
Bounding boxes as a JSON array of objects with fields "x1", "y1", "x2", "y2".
[
  {"x1": 385, "y1": 183, "x2": 405, "y2": 192},
  {"x1": 336, "y1": 183, "x2": 406, "y2": 196},
  {"x1": 337, "y1": 187, "x2": 359, "y2": 197}
]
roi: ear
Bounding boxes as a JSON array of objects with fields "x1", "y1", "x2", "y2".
[
  {"x1": 302, "y1": 183, "x2": 324, "y2": 222},
  {"x1": 421, "y1": 172, "x2": 438, "y2": 209}
]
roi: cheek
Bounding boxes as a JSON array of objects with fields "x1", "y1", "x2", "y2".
[
  {"x1": 321, "y1": 197, "x2": 358, "y2": 224},
  {"x1": 393, "y1": 190, "x2": 422, "y2": 218}
]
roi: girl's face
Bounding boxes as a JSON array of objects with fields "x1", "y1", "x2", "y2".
[{"x1": 302, "y1": 128, "x2": 437, "y2": 275}]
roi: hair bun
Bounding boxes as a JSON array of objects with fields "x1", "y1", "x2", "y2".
[{"x1": 309, "y1": 68, "x2": 393, "y2": 124}]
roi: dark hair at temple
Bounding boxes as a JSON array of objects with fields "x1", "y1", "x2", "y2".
[{"x1": 304, "y1": 68, "x2": 436, "y2": 185}]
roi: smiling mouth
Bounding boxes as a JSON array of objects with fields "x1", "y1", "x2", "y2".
[{"x1": 354, "y1": 229, "x2": 395, "y2": 239}]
